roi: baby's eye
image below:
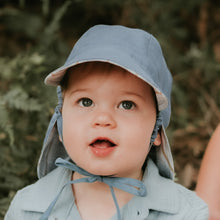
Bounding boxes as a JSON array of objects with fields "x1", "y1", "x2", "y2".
[
  {"x1": 118, "y1": 101, "x2": 136, "y2": 110},
  {"x1": 78, "y1": 98, "x2": 94, "y2": 107}
]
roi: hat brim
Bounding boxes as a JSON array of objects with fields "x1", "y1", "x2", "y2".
[{"x1": 45, "y1": 51, "x2": 168, "y2": 112}]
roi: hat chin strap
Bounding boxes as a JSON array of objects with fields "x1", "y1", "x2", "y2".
[
  {"x1": 40, "y1": 158, "x2": 147, "y2": 220},
  {"x1": 40, "y1": 86, "x2": 147, "y2": 220},
  {"x1": 55, "y1": 86, "x2": 63, "y2": 142},
  {"x1": 150, "y1": 112, "x2": 163, "y2": 144}
]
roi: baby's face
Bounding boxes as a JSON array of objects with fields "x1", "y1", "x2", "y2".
[{"x1": 62, "y1": 63, "x2": 159, "y2": 179}]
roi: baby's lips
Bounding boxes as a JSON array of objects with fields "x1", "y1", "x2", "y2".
[
  {"x1": 89, "y1": 137, "x2": 117, "y2": 157},
  {"x1": 89, "y1": 137, "x2": 116, "y2": 148}
]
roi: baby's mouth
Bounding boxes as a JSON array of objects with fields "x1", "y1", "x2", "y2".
[
  {"x1": 89, "y1": 138, "x2": 117, "y2": 157},
  {"x1": 89, "y1": 138, "x2": 116, "y2": 149}
]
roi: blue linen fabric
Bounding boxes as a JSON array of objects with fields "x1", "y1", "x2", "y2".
[{"x1": 5, "y1": 159, "x2": 208, "y2": 220}]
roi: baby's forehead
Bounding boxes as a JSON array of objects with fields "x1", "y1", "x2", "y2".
[
  {"x1": 64, "y1": 61, "x2": 156, "y2": 102},
  {"x1": 66, "y1": 62, "x2": 152, "y2": 89}
]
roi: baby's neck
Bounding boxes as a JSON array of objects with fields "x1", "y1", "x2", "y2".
[{"x1": 71, "y1": 172, "x2": 134, "y2": 220}]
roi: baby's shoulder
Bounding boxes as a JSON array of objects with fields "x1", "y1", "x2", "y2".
[
  {"x1": 4, "y1": 167, "x2": 70, "y2": 220},
  {"x1": 14, "y1": 166, "x2": 68, "y2": 199},
  {"x1": 173, "y1": 182, "x2": 209, "y2": 219},
  {"x1": 142, "y1": 159, "x2": 208, "y2": 219}
]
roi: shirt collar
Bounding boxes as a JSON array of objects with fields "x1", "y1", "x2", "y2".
[
  {"x1": 22, "y1": 159, "x2": 179, "y2": 216},
  {"x1": 126, "y1": 158, "x2": 180, "y2": 217}
]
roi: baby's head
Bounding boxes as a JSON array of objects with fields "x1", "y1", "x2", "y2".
[
  {"x1": 59, "y1": 62, "x2": 161, "y2": 178},
  {"x1": 38, "y1": 25, "x2": 174, "y2": 180}
]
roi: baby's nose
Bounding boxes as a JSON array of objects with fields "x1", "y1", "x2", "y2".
[{"x1": 92, "y1": 112, "x2": 117, "y2": 128}]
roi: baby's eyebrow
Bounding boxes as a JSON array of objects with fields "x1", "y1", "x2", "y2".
[
  {"x1": 69, "y1": 88, "x2": 91, "y2": 96},
  {"x1": 122, "y1": 91, "x2": 146, "y2": 101}
]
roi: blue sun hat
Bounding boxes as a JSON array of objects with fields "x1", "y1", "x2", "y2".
[{"x1": 38, "y1": 24, "x2": 174, "y2": 180}]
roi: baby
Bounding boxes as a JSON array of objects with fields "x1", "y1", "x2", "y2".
[{"x1": 5, "y1": 25, "x2": 208, "y2": 220}]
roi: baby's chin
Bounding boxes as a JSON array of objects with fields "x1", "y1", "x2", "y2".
[{"x1": 83, "y1": 166, "x2": 117, "y2": 177}]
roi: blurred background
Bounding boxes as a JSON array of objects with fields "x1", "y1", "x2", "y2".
[{"x1": 0, "y1": 0, "x2": 219, "y2": 218}]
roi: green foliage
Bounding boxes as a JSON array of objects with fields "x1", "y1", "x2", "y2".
[
  {"x1": 0, "y1": 0, "x2": 219, "y2": 218},
  {"x1": 0, "y1": 1, "x2": 71, "y2": 218}
]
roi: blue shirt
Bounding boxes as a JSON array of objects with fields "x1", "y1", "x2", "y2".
[{"x1": 5, "y1": 159, "x2": 208, "y2": 220}]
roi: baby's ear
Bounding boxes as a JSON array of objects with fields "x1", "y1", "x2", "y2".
[
  {"x1": 59, "y1": 135, "x2": 62, "y2": 142},
  {"x1": 153, "y1": 133, "x2": 161, "y2": 146}
]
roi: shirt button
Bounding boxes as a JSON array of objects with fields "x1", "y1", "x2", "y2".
[{"x1": 137, "y1": 210, "x2": 141, "y2": 217}]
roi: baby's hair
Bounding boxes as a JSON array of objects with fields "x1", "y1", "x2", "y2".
[
  {"x1": 60, "y1": 68, "x2": 70, "y2": 91},
  {"x1": 60, "y1": 62, "x2": 128, "y2": 91},
  {"x1": 60, "y1": 62, "x2": 133, "y2": 109}
]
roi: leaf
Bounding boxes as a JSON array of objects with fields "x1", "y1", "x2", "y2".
[{"x1": 4, "y1": 87, "x2": 42, "y2": 112}]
